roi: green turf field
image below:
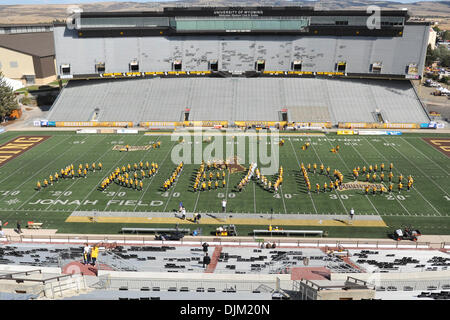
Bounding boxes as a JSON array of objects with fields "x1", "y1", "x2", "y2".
[{"x1": 0, "y1": 130, "x2": 449, "y2": 238}]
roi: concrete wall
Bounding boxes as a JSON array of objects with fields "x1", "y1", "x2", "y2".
[
  {"x1": 318, "y1": 288, "x2": 375, "y2": 300},
  {"x1": 330, "y1": 270, "x2": 450, "y2": 282},
  {"x1": 0, "y1": 46, "x2": 34, "y2": 81}
]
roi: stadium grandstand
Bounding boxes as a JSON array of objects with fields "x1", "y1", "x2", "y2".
[{"x1": 46, "y1": 6, "x2": 431, "y2": 127}]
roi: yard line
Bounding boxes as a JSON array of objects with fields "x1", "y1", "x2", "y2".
[
  {"x1": 362, "y1": 137, "x2": 442, "y2": 216},
  {"x1": 350, "y1": 137, "x2": 413, "y2": 216},
  {"x1": 314, "y1": 137, "x2": 360, "y2": 215},
  {"x1": 132, "y1": 136, "x2": 172, "y2": 212},
  {"x1": 0, "y1": 135, "x2": 73, "y2": 186},
  {"x1": 400, "y1": 137, "x2": 450, "y2": 176},
  {"x1": 252, "y1": 181, "x2": 257, "y2": 213},
  {"x1": 19, "y1": 135, "x2": 110, "y2": 211},
  {"x1": 70, "y1": 134, "x2": 150, "y2": 213},
  {"x1": 0, "y1": 135, "x2": 82, "y2": 204},
  {"x1": 288, "y1": 138, "x2": 318, "y2": 214},
  {"x1": 92, "y1": 134, "x2": 164, "y2": 212},
  {"x1": 161, "y1": 141, "x2": 185, "y2": 213},
  {"x1": 381, "y1": 137, "x2": 450, "y2": 197}
]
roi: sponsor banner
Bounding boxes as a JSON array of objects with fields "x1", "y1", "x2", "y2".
[
  {"x1": 358, "y1": 130, "x2": 388, "y2": 136},
  {"x1": 0, "y1": 128, "x2": 4, "y2": 134},
  {"x1": 293, "y1": 122, "x2": 332, "y2": 129},
  {"x1": 339, "y1": 122, "x2": 369, "y2": 129},
  {"x1": 437, "y1": 123, "x2": 445, "y2": 129},
  {"x1": 99, "y1": 129, "x2": 115, "y2": 134},
  {"x1": 76, "y1": 129, "x2": 97, "y2": 134},
  {"x1": 337, "y1": 130, "x2": 354, "y2": 135},
  {"x1": 386, "y1": 131, "x2": 402, "y2": 136},
  {"x1": 116, "y1": 129, "x2": 138, "y2": 134},
  {"x1": 287, "y1": 71, "x2": 314, "y2": 75},
  {"x1": 0, "y1": 136, "x2": 50, "y2": 167},
  {"x1": 33, "y1": 121, "x2": 41, "y2": 127},
  {"x1": 40, "y1": 120, "x2": 48, "y2": 127},
  {"x1": 184, "y1": 121, "x2": 228, "y2": 127},
  {"x1": 235, "y1": 121, "x2": 286, "y2": 127},
  {"x1": 55, "y1": 121, "x2": 133, "y2": 127},
  {"x1": 140, "y1": 121, "x2": 180, "y2": 127},
  {"x1": 382, "y1": 123, "x2": 419, "y2": 129}
]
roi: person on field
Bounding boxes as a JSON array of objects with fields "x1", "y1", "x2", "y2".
[
  {"x1": 203, "y1": 253, "x2": 211, "y2": 269},
  {"x1": 91, "y1": 245, "x2": 99, "y2": 266},
  {"x1": 83, "y1": 243, "x2": 91, "y2": 265}
]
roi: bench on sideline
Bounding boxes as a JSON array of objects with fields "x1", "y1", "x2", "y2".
[
  {"x1": 121, "y1": 227, "x2": 190, "y2": 234},
  {"x1": 253, "y1": 229, "x2": 323, "y2": 237}
]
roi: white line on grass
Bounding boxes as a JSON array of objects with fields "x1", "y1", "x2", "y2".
[
  {"x1": 70, "y1": 134, "x2": 150, "y2": 213},
  {"x1": 18, "y1": 135, "x2": 110, "y2": 211},
  {"x1": 381, "y1": 137, "x2": 449, "y2": 197},
  {"x1": 132, "y1": 137, "x2": 172, "y2": 212},
  {"x1": 350, "y1": 137, "x2": 413, "y2": 216},
  {"x1": 288, "y1": 138, "x2": 318, "y2": 214},
  {"x1": 0, "y1": 135, "x2": 85, "y2": 208},
  {"x1": 161, "y1": 141, "x2": 185, "y2": 212},
  {"x1": 0, "y1": 135, "x2": 73, "y2": 187},
  {"x1": 363, "y1": 137, "x2": 442, "y2": 216},
  {"x1": 400, "y1": 137, "x2": 450, "y2": 176},
  {"x1": 313, "y1": 137, "x2": 356, "y2": 215}
]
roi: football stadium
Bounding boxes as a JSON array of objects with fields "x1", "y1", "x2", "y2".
[{"x1": 0, "y1": 5, "x2": 449, "y2": 303}]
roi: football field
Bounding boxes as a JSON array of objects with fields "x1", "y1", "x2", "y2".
[{"x1": 0, "y1": 130, "x2": 449, "y2": 238}]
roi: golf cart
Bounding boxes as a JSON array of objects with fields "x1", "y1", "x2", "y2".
[
  {"x1": 393, "y1": 226, "x2": 421, "y2": 241},
  {"x1": 215, "y1": 224, "x2": 238, "y2": 237}
]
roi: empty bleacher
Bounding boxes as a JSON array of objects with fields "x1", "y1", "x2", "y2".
[{"x1": 47, "y1": 77, "x2": 430, "y2": 125}]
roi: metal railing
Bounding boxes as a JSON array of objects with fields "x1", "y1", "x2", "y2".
[{"x1": 2, "y1": 234, "x2": 440, "y2": 249}]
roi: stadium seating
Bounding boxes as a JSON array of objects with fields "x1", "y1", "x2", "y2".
[{"x1": 47, "y1": 77, "x2": 430, "y2": 125}]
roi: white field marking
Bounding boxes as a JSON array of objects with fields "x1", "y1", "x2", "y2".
[
  {"x1": 0, "y1": 135, "x2": 89, "y2": 222},
  {"x1": 252, "y1": 180, "x2": 257, "y2": 213},
  {"x1": 350, "y1": 138, "x2": 412, "y2": 216},
  {"x1": 278, "y1": 185, "x2": 288, "y2": 215},
  {"x1": 0, "y1": 135, "x2": 84, "y2": 209},
  {"x1": 288, "y1": 138, "x2": 318, "y2": 214},
  {"x1": 417, "y1": 137, "x2": 450, "y2": 163},
  {"x1": 97, "y1": 134, "x2": 162, "y2": 212},
  {"x1": 317, "y1": 137, "x2": 363, "y2": 215},
  {"x1": 363, "y1": 137, "x2": 442, "y2": 216},
  {"x1": 381, "y1": 137, "x2": 450, "y2": 197},
  {"x1": 401, "y1": 137, "x2": 450, "y2": 176},
  {"x1": 161, "y1": 141, "x2": 185, "y2": 212},
  {"x1": 132, "y1": 137, "x2": 169, "y2": 212},
  {"x1": 101, "y1": 136, "x2": 164, "y2": 211},
  {"x1": 0, "y1": 135, "x2": 73, "y2": 187},
  {"x1": 70, "y1": 134, "x2": 151, "y2": 213},
  {"x1": 20, "y1": 135, "x2": 110, "y2": 211},
  {"x1": 192, "y1": 173, "x2": 202, "y2": 213}
]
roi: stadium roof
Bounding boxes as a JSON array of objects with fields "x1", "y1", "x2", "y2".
[{"x1": 0, "y1": 32, "x2": 54, "y2": 57}]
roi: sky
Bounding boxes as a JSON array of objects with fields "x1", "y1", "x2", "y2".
[{"x1": 0, "y1": 0, "x2": 446, "y2": 5}]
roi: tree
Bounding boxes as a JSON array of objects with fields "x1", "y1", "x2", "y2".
[
  {"x1": 425, "y1": 44, "x2": 438, "y2": 66},
  {"x1": 442, "y1": 30, "x2": 450, "y2": 41},
  {"x1": 0, "y1": 71, "x2": 19, "y2": 121}
]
